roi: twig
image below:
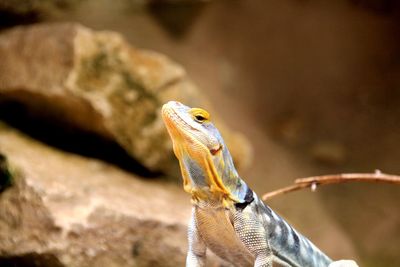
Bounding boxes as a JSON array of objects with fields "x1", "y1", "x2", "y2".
[{"x1": 261, "y1": 171, "x2": 400, "y2": 201}]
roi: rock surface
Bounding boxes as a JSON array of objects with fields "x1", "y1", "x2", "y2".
[
  {"x1": 0, "y1": 123, "x2": 225, "y2": 267},
  {"x1": 0, "y1": 23, "x2": 251, "y2": 174}
]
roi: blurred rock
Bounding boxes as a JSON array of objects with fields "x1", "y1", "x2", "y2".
[
  {"x1": 0, "y1": 123, "x2": 225, "y2": 267},
  {"x1": 271, "y1": 114, "x2": 305, "y2": 145},
  {"x1": 0, "y1": 153, "x2": 13, "y2": 193},
  {"x1": 0, "y1": 0, "x2": 81, "y2": 15},
  {"x1": 350, "y1": 0, "x2": 400, "y2": 13},
  {"x1": 0, "y1": 0, "x2": 81, "y2": 29},
  {"x1": 0, "y1": 23, "x2": 251, "y2": 174},
  {"x1": 148, "y1": 0, "x2": 208, "y2": 38},
  {"x1": 310, "y1": 141, "x2": 346, "y2": 165},
  {"x1": 149, "y1": 0, "x2": 210, "y2": 2}
]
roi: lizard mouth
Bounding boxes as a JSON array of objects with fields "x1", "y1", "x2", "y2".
[{"x1": 210, "y1": 144, "x2": 222, "y2": 155}]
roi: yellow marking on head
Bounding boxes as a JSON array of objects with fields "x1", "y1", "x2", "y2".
[{"x1": 189, "y1": 108, "x2": 210, "y2": 123}]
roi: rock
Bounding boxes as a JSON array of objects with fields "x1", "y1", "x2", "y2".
[
  {"x1": 310, "y1": 141, "x2": 346, "y2": 165},
  {"x1": 0, "y1": 123, "x2": 225, "y2": 267},
  {"x1": 148, "y1": 0, "x2": 209, "y2": 38},
  {"x1": 0, "y1": 153, "x2": 13, "y2": 193},
  {"x1": 0, "y1": 0, "x2": 80, "y2": 16},
  {"x1": 0, "y1": 23, "x2": 251, "y2": 174}
]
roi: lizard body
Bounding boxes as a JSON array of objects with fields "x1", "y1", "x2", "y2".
[{"x1": 162, "y1": 101, "x2": 356, "y2": 267}]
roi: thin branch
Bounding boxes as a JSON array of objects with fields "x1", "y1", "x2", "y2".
[{"x1": 261, "y1": 171, "x2": 400, "y2": 201}]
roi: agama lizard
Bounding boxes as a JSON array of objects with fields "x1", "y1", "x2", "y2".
[{"x1": 162, "y1": 101, "x2": 358, "y2": 267}]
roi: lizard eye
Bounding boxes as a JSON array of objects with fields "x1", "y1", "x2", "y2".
[
  {"x1": 195, "y1": 114, "x2": 206, "y2": 122},
  {"x1": 190, "y1": 108, "x2": 210, "y2": 123}
]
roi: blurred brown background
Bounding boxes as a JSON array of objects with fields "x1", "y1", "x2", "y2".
[{"x1": 0, "y1": 0, "x2": 399, "y2": 266}]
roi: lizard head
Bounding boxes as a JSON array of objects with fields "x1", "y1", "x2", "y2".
[{"x1": 162, "y1": 101, "x2": 249, "y2": 205}]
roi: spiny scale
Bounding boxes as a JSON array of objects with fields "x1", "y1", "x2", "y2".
[{"x1": 253, "y1": 195, "x2": 332, "y2": 267}]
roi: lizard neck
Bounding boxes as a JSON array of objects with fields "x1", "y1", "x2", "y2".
[{"x1": 176, "y1": 140, "x2": 250, "y2": 207}]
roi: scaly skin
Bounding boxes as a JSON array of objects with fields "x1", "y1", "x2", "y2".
[{"x1": 161, "y1": 101, "x2": 357, "y2": 267}]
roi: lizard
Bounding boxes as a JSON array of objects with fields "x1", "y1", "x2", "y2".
[{"x1": 161, "y1": 101, "x2": 358, "y2": 267}]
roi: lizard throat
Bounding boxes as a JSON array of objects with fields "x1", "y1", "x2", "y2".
[{"x1": 174, "y1": 143, "x2": 239, "y2": 206}]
